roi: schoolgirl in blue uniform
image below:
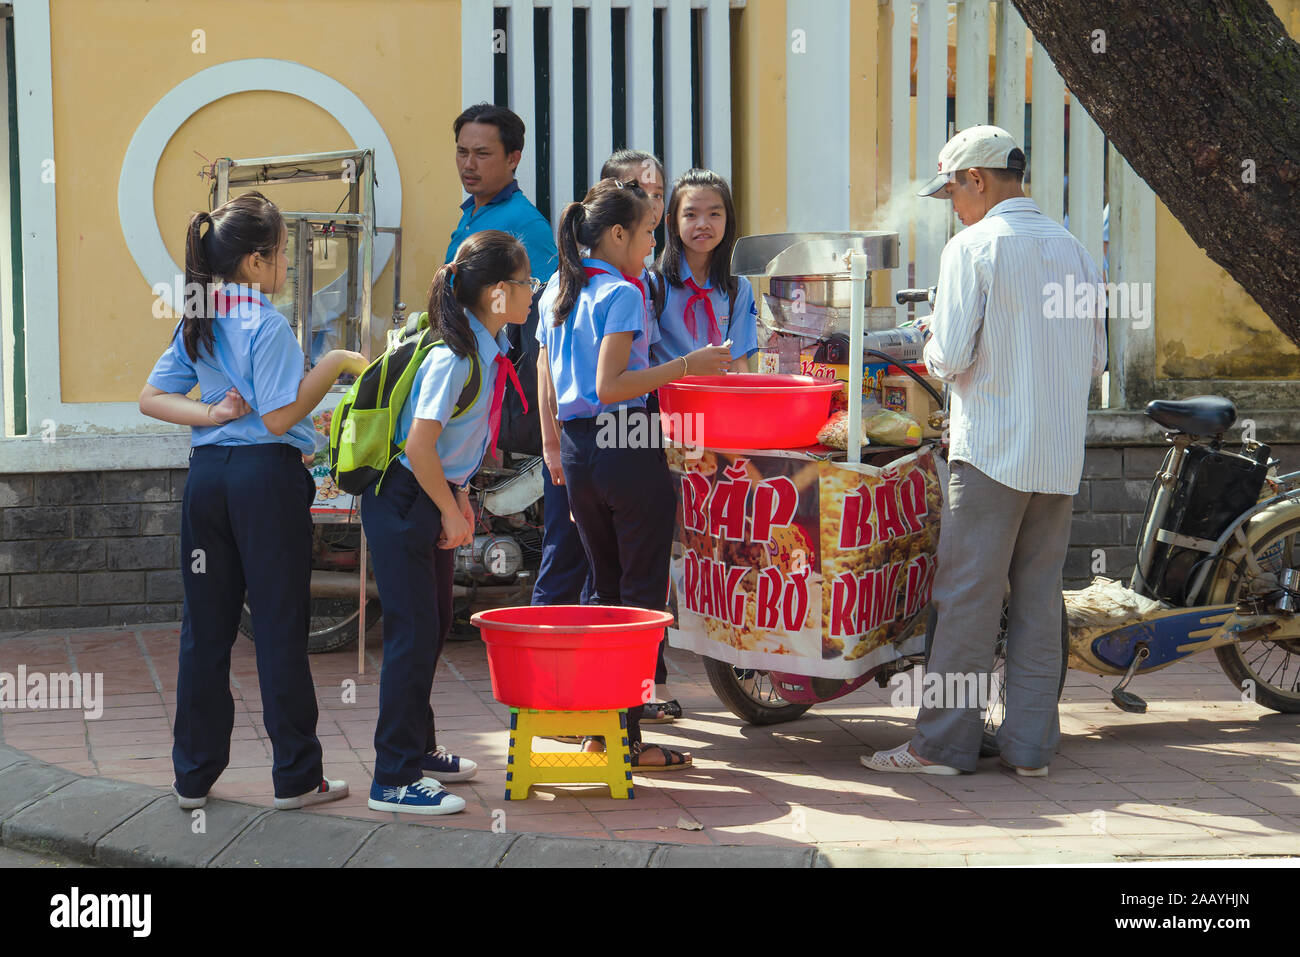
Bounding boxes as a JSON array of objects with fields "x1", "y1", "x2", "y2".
[
  {"x1": 650, "y1": 169, "x2": 758, "y2": 374},
  {"x1": 536, "y1": 178, "x2": 731, "y2": 770},
  {"x1": 363, "y1": 230, "x2": 532, "y2": 814},
  {"x1": 140, "y1": 191, "x2": 365, "y2": 811},
  {"x1": 533, "y1": 151, "x2": 668, "y2": 613}
]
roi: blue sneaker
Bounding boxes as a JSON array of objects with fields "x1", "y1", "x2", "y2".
[
  {"x1": 367, "y1": 777, "x2": 466, "y2": 815},
  {"x1": 419, "y1": 746, "x2": 478, "y2": 783}
]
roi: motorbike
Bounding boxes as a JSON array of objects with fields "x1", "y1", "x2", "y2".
[{"x1": 703, "y1": 334, "x2": 1300, "y2": 752}]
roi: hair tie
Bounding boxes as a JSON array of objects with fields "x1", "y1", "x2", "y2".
[{"x1": 448, "y1": 263, "x2": 458, "y2": 289}]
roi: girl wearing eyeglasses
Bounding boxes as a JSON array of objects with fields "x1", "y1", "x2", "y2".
[{"x1": 362, "y1": 229, "x2": 532, "y2": 814}]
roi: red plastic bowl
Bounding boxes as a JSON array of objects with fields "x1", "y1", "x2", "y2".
[
  {"x1": 470, "y1": 605, "x2": 673, "y2": 710},
  {"x1": 658, "y1": 374, "x2": 843, "y2": 449}
]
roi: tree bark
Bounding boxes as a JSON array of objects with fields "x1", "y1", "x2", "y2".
[{"x1": 1010, "y1": 0, "x2": 1300, "y2": 341}]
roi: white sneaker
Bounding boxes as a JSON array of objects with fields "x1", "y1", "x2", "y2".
[
  {"x1": 172, "y1": 783, "x2": 206, "y2": 810},
  {"x1": 368, "y1": 776, "x2": 467, "y2": 815},
  {"x1": 419, "y1": 745, "x2": 478, "y2": 783},
  {"x1": 274, "y1": 778, "x2": 349, "y2": 810}
]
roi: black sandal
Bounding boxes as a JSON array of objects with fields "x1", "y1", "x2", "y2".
[
  {"x1": 636, "y1": 699, "x2": 684, "y2": 724},
  {"x1": 630, "y1": 741, "x2": 692, "y2": 772},
  {"x1": 580, "y1": 736, "x2": 605, "y2": 753}
]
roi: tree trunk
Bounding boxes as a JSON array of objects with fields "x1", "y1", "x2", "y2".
[{"x1": 1010, "y1": 0, "x2": 1300, "y2": 342}]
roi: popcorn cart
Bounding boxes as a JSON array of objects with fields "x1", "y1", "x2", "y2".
[{"x1": 663, "y1": 232, "x2": 954, "y2": 726}]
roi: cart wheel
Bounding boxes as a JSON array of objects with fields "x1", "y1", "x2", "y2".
[
  {"x1": 240, "y1": 596, "x2": 381, "y2": 654},
  {"x1": 702, "y1": 656, "x2": 813, "y2": 725},
  {"x1": 924, "y1": 597, "x2": 1068, "y2": 758}
]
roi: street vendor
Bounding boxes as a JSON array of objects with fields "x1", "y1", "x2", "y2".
[{"x1": 864, "y1": 126, "x2": 1106, "y2": 777}]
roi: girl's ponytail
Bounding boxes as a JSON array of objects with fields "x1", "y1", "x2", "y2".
[
  {"x1": 552, "y1": 178, "x2": 653, "y2": 325},
  {"x1": 182, "y1": 211, "x2": 216, "y2": 361},
  {"x1": 432, "y1": 230, "x2": 529, "y2": 357},
  {"x1": 180, "y1": 191, "x2": 283, "y2": 361},
  {"x1": 427, "y1": 262, "x2": 476, "y2": 360},
  {"x1": 553, "y1": 201, "x2": 589, "y2": 325}
]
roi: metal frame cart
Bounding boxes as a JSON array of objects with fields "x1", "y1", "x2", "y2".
[{"x1": 210, "y1": 148, "x2": 403, "y2": 671}]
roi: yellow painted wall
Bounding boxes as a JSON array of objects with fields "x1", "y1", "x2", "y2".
[
  {"x1": 730, "y1": 0, "x2": 787, "y2": 237},
  {"x1": 1153, "y1": 0, "x2": 1300, "y2": 381},
  {"x1": 54, "y1": 0, "x2": 464, "y2": 403}
]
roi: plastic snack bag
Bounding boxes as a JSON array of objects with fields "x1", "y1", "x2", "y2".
[
  {"x1": 864, "y1": 408, "x2": 923, "y2": 447},
  {"x1": 817, "y1": 398, "x2": 922, "y2": 449}
]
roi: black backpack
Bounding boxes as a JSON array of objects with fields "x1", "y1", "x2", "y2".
[{"x1": 494, "y1": 290, "x2": 543, "y2": 457}]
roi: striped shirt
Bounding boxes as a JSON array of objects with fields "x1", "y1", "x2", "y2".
[{"x1": 923, "y1": 197, "x2": 1106, "y2": 495}]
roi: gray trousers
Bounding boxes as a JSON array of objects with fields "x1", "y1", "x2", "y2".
[{"x1": 913, "y1": 460, "x2": 1072, "y2": 772}]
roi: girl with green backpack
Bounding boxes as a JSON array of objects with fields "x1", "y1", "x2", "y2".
[{"x1": 363, "y1": 229, "x2": 533, "y2": 815}]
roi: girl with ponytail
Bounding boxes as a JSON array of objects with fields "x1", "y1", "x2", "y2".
[
  {"x1": 139, "y1": 190, "x2": 366, "y2": 812},
  {"x1": 535, "y1": 178, "x2": 731, "y2": 770},
  {"x1": 362, "y1": 229, "x2": 533, "y2": 815}
]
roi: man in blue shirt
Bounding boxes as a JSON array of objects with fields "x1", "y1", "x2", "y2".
[
  {"x1": 445, "y1": 103, "x2": 558, "y2": 280},
  {"x1": 443, "y1": 104, "x2": 591, "y2": 608}
]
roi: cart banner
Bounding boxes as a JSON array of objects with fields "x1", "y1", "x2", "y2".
[
  {"x1": 309, "y1": 409, "x2": 359, "y2": 518},
  {"x1": 667, "y1": 445, "x2": 942, "y2": 679}
]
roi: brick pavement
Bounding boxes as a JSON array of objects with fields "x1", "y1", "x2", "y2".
[{"x1": 0, "y1": 623, "x2": 1297, "y2": 860}]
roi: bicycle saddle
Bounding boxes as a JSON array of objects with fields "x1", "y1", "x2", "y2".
[{"x1": 1143, "y1": 396, "x2": 1237, "y2": 435}]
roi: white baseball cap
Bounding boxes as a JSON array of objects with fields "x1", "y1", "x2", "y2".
[{"x1": 918, "y1": 125, "x2": 1026, "y2": 197}]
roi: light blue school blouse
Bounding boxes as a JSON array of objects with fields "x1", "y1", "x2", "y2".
[
  {"x1": 146, "y1": 284, "x2": 317, "y2": 454},
  {"x1": 535, "y1": 259, "x2": 659, "y2": 421},
  {"x1": 649, "y1": 273, "x2": 759, "y2": 366},
  {"x1": 394, "y1": 309, "x2": 506, "y2": 485}
]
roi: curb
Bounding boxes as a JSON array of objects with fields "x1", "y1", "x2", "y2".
[{"x1": 0, "y1": 745, "x2": 1132, "y2": 867}]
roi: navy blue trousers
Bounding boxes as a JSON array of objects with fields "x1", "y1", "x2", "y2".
[
  {"x1": 361, "y1": 463, "x2": 455, "y2": 787},
  {"x1": 173, "y1": 444, "x2": 323, "y2": 800},
  {"x1": 561, "y1": 412, "x2": 677, "y2": 744},
  {"x1": 532, "y1": 466, "x2": 596, "y2": 606}
]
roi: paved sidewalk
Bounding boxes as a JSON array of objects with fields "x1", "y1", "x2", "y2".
[{"x1": 0, "y1": 623, "x2": 1298, "y2": 865}]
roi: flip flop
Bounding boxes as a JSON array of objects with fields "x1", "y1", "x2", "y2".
[
  {"x1": 636, "y1": 699, "x2": 684, "y2": 724},
  {"x1": 861, "y1": 743, "x2": 961, "y2": 775},
  {"x1": 630, "y1": 742, "x2": 692, "y2": 772},
  {"x1": 999, "y1": 757, "x2": 1049, "y2": 777}
]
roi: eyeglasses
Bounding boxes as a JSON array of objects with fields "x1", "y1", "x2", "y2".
[{"x1": 504, "y1": 277, "x2": 542, "y2": 294}]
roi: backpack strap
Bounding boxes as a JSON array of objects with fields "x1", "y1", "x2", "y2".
[
  {"x1": 403, "y1": 311, "x2": 428, "y2": 340},
  {"x1": 451, "y1": 353, "x2": 482, "y2": 419}
]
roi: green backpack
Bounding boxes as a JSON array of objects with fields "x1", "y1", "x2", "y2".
[{"x1": 329, "y1": 311, "x2": 482, "y2": 495}]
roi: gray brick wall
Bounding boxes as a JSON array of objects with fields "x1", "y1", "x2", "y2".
[
  {"x1": 0, "y1": 470, "x2": 187, "y2": 631},
  {"x1": 1064, "y1": 442, "x2": 1300, "y2": 590}
]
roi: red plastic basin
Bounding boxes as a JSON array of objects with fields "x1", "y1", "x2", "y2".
[
  {"x1": 658, "y1": 374, "x2": 842, "y2": 449},
  {"x1": 470, "y1": 605, "x2": 673, "y2": 710}
]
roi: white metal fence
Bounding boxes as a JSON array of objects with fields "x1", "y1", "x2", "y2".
[
  {"x1": 461, "y1": 0, "x2": 742, "y2": 222},
  {"x1": 886, "y1": 0, "x2": 1156, "y2": 407},
  {"x1": 886, "y1": 0, "x2": 1126, "y2": 293}
]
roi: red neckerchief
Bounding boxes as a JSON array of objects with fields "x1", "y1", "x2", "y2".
[
  {"x1": 585, "y1": 265, "x2": 649, "y2": 333},
  {"x1": 683, "y1": 277, "x2": 723, "y2": 345},
  {"x1": 488, "y1": 353, "x2": 528, "y2": 457},
  {"x1": 214, "y1": 291, "x2": 261, "y2": 316}
]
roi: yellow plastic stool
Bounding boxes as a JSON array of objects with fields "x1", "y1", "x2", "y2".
[{"x1": 505, "y1": 708, "x2": 634, "y2": 800}]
